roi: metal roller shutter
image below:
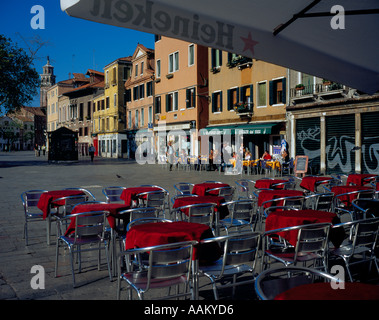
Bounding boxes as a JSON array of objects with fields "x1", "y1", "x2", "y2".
[
  {"x1": 361, "y1": 112, "x2": 379, "y2": 174},
  {"x1": 326, "y1": 114, "x2": 355, "y2": 174},
  {"x1": 295, "y1": 117, "x2": 320, "y2": 174}
]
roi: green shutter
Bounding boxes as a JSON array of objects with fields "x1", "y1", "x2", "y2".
[
  {"x1": 282, "y1": 78, "x2": 287, "y2": 104},
  {"x1": 269, "y1": 81, "x2": 274, "y2": 105}
]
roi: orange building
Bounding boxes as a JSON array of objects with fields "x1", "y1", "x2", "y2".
[{"x1": 153, "y1": 36, "x2": 209, "y2": 158}]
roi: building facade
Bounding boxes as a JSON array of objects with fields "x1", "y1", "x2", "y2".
[
  {"x1": 203, "y1": 50, "x2": 287, "y2": 159},
  {"x1": 153, "y1": 36, "x2": 209, "y2": 158},
  {"x1": 93, "y1": 58, "x2": 132, "y2": 158},
  {"x1": 125, "y1": 44, "x2": 155, "y2": 159},
  {"x1": 287, "y1": 70, "x2": 379, "y2": 175}
]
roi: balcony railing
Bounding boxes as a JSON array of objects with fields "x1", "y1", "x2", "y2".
[
  {"x1": 290, "y1": 82, "x2": 344, "y2": 99},
  {"x1": 234, "y1": 102, "x2": 254, "y2": 115}
]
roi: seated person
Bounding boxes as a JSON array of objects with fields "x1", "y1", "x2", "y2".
[{"x1": 260, "y1": 150, "x2": 272, "y2": 160}]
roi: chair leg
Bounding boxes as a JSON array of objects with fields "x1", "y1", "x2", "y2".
[{"x1": 70, "y1": 247, "x2": 76, "y2": 288}]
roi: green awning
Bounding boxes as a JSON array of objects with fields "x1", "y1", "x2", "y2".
[{"x1": 200, "y1": 123, "x2": 277, "y2": 135}]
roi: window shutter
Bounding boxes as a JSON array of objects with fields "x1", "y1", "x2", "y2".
[
  {"x1": 227, "y1": 89, "x2": 231, "y2": 110},
  {"x1": 212, "y1": 93, "x2": 216, "y2": 113},
  {"x1": 186, "y1": 89, "x2": 191, "y2": 108},
  {"x1": 220, "y1": 92, "x2": 223, "y2": 112},
  {"x1": 282, "y1": 78, "x2": 287, "y2": 104},
  {"x1": 192, "y1": 87, "x2": 196, "y2": 108},
  {"x1": 249, "y1": 84, "x2": 253, "y2": 108},
  {"x1": 269, "y1": 81, "x2": 274, "y2": 105},
  {"x1": 165, "y1": 94, "x2": 169, "y2": 112}
]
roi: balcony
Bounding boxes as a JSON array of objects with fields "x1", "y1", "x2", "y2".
[
  {"x1": 234, "y1": 102, "x2": 254, "y2": 117},
  {"x1": 290, "y1": 82, "x2": 345, "y2": 103},
  {"x1": 227, "y1": 56, "x2": 253, "y2": 69}
]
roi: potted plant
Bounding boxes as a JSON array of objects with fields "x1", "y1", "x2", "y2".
[
  {"x1": 295, "y1": 84, "x2": 305, "y2": 90},
  {"x1": 322, "y1": 79, "x2": 331, "y2": 85}
]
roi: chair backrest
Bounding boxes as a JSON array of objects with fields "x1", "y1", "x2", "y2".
[
  {"x1": 306, "y1": 193, "x2": 334, "y2": 211},
  {"x1": 228, "y1": 199, "x2": 256, "y2": 222},
  {"x1": 207, "y1": 186, "x2": 234, "y2": 202},
  {"x1": 352, "y1": 199, "x2": 379, "y2": 219},
  {"x1": 255, "y1": 266, "x2": 340, "y2": 300},
  {"x1": 351, "y1": 218, "x2": 379, "y2": 253},
  {"x1": 282, "y1": 196, "x2": 305, "y2": 210},
  {"x1": 174, "y1": 183, "x2": 193, "y2": 195},
  {"x1": 123, "y1": 241, "x2": 196, "y2": 293},
  {"x1": 235, "y1": 180, "x2": 252, "y2": 199},
  {"x1": 21, "y1": 190, "x2": 47, "y2": 214},
  {"x1": 53, "y1": 195, "x2": 88, "y2": 216},
  {"x1": 295, "y1": 223, "x2": 331, "y2": 261},
  {"x1": 202, "y1": 232, "x2": 260, "y2": 278},
  {"x1": 263, "y1": 206, "x2": 299, "y2": 217},
  {"x1": 102, "y1": 186, "x2": 125, "y2": 203},
  {"x1": 121, "y1": 207, "x2": 158, "y2": 225},
  {"x1": 189, "y1": 203, "x2": 215, "y2": 226},
  {"x1": 72, "y1": 211, "x2": 107, "y2": 240}
]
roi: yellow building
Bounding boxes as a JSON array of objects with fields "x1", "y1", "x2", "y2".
[
  {"x1": 93, "y1": 57, "x2": 132, "y2": 158},
  {"x1": 204, "y1": 49, "x2": 287, "y2": 159}
]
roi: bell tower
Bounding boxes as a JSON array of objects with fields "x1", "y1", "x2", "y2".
[{"x1": 40, "y1": 56, "x2": 56, "y2": 110}]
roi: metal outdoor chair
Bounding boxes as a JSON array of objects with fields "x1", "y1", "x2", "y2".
[
  {"x1": 262, "y1": 222, "x2": 331, "y2": 272},
  {"x1": 174, "y1": 182, "x2": 194, "y2": 195},
  {"x1": 334, "y1": 189, "x2": 375, "y2": 221},
  {"x1": 102, "y1": 186, "x2": 126, "y2": 203},
  {"x1": 254, "y1": 266, "x2": 341, "y2": 300},
  {"x1": 235, "y1": 179, "x2": 257, "y2": 200},
  {"x1": 55, "y1": 211, "x2": 112, "y2": 288},
  {"x1": 117, "y1": 240, "x2": 197, "y2": 300},
  {"x1": 329, "y1": 217, "x2": 379, "y2": 282},
  {"x1": 198, "y1": 231, "x2": 261, "y2": 300},
  {"x1": 173, "y1": 202, "x2": 216, "y2": 228},
  {"x1": 304, "y1": 193, "x2": 334, "y2": 211},
  {"x1": 206, "y1": 186, "x2": 235, "y2": 202},
  {"x1": 351, "y1": 199, "x2": 379, "y2": 220},
  {"x1": 218, "y1": 199, "x2": 257, "y2": 234},
  {"x1": 136, "y1": 190, "x2": 167, "y2": 218},
  {"x1": 20, "y1": 189, "x2": 48, "y2": 246}
]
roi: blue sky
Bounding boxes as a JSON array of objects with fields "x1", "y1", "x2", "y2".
[{"x1": 0, "y1": 0, "x2": 155, "y2": 107}]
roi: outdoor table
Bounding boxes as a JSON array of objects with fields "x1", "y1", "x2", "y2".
[
  {"x1": 265, "y1": 209, "x2": 344, "y2": 247},
  {"x1": 37, "y1": 189, "x2": 85, "y2": 220},
  {"x1": 192, "y1": 182, "x2": 229, "y2": 196},
  {"x1": 331, "y1": 185, "x2": 373, "y2": 208},
  {"x1": 258, "y1": 189, "x2": 304, "y2": 209},
  {"x1": 120, "y1": 186, "x2": 162, "y2": 207},
  {"x1": 255, "y1": 179, "x2": 288, "y2": 190},
  {"x1": 300, "y1": 176, "x2": 333, "y2": 193},
  {"x1": 172, "y1": 195, "x2": 229, "y2": 220},
  {"x1": 274, "y1": 282, "x2": 379, "y2": 300},
  {"x1": 346, "y1": 173, "x2": 377, "y2": 186},
  {"x1": 65, "y1": 202, "x2": 131, "y2": 235}
]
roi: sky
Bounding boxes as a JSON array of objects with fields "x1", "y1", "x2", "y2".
[{"x1": 0, "y1": 0, "x2": 155, "y2": 107}]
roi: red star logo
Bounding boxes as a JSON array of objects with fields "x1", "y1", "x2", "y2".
[{"x1": 241, "y1": 32, "x2": 259, "y2": 55}]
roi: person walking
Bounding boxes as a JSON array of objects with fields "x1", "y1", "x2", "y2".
[{"x1": 89, "y1": 144, "x2": 95, "y2": 162}]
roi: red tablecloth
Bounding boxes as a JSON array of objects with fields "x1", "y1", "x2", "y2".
[
  {"x1": 255, "y1": 179, "x2": 288, "y2": 190},
  {"x1": 346, "y1": 174, "x2": 377, "y2": 186},
  {"x1": 173, "y1": 195, "x2": 228, "y2": 219},
  {"x1": 332, "y1": 185, "x2": 373, "y2": 207},
  {"x1": 258, "y1": 190, "x2": 304, "y2": 208},
  {"x1": 64, "y1": 203, "x2": 131, "y2": 235},
  {"x1": 125, "y1": 221, "x2": 221, "y2": 263},
  {"x1": 37, "y1": 190, "x2": 85, "y2": 219},
  {"x1": 300, "y1": 176, "x2": 333, "y2": 192},
  {"x1": 265, "y1": 209, "x2": 343, "y2": 247},
  {"x1": 274, "y1": 282, "x2": 379, "y2": 300},
  {"x1": 192, "y1": 183, "x2": 229, "y2": 196},
  {"x1": 120, "y1": 187, "x2": 162, "y2": 206}
]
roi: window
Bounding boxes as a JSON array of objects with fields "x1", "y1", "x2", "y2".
[
  {"x1": 257, "y1": 82, "x2": 267, "y2": 107},
  {"x1": 87, "y1": 102, "x2": 91, "y2": 120},
  {"x1": 133, "y1": 86, "x2": 139, "y2": 101},
  {"x1": 125, "y1": 89, "x2": 132, "y2": 102},
  {"x1": 212, "y1": 91, "x2": 222, "y2": 113},
  {"x1": 148, "y1": 106, "x2": 153, "y2": 124},
  {"x1": 106, "y1": 97, "x2": 110, "y2": 109},
  {"x1": 140, "y1": 62, "x2": 144, "y2": 75},
  {"x1": 139, "y1": 84, "x2": 145, "y2": 99},
  {"x1": 135, "y1": 110, "x2": 139, "y2": 128},
  {"x1": 135, "y1": 64, "x2": 138, "y2": 77},
  {"x1": 106, "y1": 117, "x2": 109, "y2": 131},
  {"x1": 166, "y1": 92, "x2": 178, "y2": 112},
  {"x1": 269, "y1": 78, "x2": 286, "y2": 105},
  {"x1": 240, "y1": 85, "x2": 253, "y2": 108},
  {"x1": 106, "y1": 70, "x2": 109, "y2": 86},
  {"x1": 211, "y1": 49, "x2": 222, "y2": 68},
  {"x1": 169, "y1": 52, "x2": 179, "y2": 73},
  {"x1": 114, "y1": 94, "x2": 117, "y2": 107},
  {"x1": 186, "y1": 87, "x2": 196, "y2": 108},
  {"x1": 227, "y1": 87, "x2": 239, "y2": 110},
  {"x1": 146, "y1": 81, "x2": 153, "y2": 97},
  {"x1": 141, "y1": 108, "x2": 144, "y2": 127},
  {"x1": 155, "y1": 96, "x2": 161, "y2": 114},
  {"x1": 128, "y1": 110, "x2": 132, "y2": 128},
  {"x1": 123, "y1": 66, "x2": 131, "y2": 80},
  {"x1": 156, "y1": 60, "x2": 161, "y2": 78},
  {"x1": 112, "y1": 67, "x2": 117, "y2": 84},
  {"x1": 188, "y1": 44, "x2": 195, "y2": 66}
]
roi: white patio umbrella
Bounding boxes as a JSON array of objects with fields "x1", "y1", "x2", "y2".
[{"x1": 61, "y1": 0, "x2": 379, "y2": 94}]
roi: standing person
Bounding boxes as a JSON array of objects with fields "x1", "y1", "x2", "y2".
[
  {"x1": 42, "y1": 145, "x2": 46, "y2": 156},
  {"x1": 89, "y1": 144, "x2": 95, "y2": 162},
  {"x1": 166, "y1": 141, "x2": 174, "y2": 171}
]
